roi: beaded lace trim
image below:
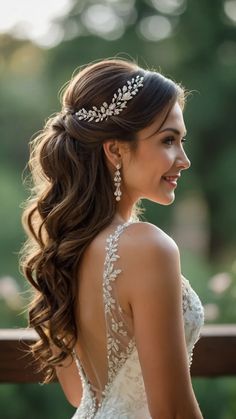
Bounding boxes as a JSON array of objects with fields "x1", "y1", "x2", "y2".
[
  {"x1": 103, "y1": 222, "x2": 136, "y2": 385},
  {"x1": 182, "y1": 277, "x2": 205, "y2": 367}
]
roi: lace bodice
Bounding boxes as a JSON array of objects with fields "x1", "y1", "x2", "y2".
[{"x1": 72, "y1": 221, "x2": 205, "y2": 419}]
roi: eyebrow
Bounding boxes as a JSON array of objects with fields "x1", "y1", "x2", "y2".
[{"x1": 158, "y1": 127, "x2": 187, "y2": 137}]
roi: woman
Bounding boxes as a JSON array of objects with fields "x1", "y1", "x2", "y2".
[{"x1": 20, "y1": 59, "x2": 205, "y2": 418}]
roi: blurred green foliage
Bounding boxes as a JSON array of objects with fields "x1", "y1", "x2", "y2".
[
  {"x1": 0, "y1": 0, "x2": 236, "y2": 418},
  {"x1": 0, "y1": 383, "x2": 74, "y2": 419}
]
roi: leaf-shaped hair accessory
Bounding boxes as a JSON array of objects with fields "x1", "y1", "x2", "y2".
[{"x1": 75, "y1": 75, "x2": 144, "y2": 122}]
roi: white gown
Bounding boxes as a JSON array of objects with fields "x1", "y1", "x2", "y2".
[{"x1": 71, "y1": 221, "x2": 205, "y2": 418}]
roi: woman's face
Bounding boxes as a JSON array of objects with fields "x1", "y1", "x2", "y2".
[{"x1": 121, "y1": 101, "x2": 190, "y2": 205}]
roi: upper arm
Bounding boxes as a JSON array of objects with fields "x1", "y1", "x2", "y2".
[{"x1": 123, "y1": 223, "x2": 202, "y2": 418}]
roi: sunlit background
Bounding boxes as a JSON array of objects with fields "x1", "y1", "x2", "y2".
[{"x1": 0, "y1": 0, "x2": 236, "y2": 418}]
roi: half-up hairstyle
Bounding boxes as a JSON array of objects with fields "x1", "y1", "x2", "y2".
[{"x1": 19, "y1": 58, "x2": 186, "y2": 382}]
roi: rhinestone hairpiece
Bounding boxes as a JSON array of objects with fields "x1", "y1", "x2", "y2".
[{"x1": 75, "y1": 74, "x2": 144, "y2": 123}]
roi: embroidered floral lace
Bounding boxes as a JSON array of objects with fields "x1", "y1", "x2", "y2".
[{"x1": 72, "y1": 221, "x2": 205, "y2": 418}]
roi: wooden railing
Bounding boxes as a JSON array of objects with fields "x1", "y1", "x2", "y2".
[{"x1": 1, "y1": 325, "x2": 236, "y2": 383}]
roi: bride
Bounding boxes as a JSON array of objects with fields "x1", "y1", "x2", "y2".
[{"x1": 20, "y1": 58, "x2": 205, "y2": 418}]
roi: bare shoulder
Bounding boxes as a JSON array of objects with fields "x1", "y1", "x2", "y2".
[
  {"x1": 118, "y1": 221, "x2": 181, "y2": 303},
  {"x1": 124, "y1": 220, "x2": 178, "y2": 246},
  {"x1": 119, "y1": 221, "x2": 180, "y2": 268}
]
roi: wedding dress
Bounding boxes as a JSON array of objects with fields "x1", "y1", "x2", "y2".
[{"x1": 71, "y1": 221, "x2": 205, "y2": 418}]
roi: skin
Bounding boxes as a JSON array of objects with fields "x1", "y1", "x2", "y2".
[{"x1": 103, "y1": 101, "x2": 190, "y2": 223}]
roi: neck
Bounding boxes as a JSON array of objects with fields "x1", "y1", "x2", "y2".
[{"x1": 114, "y1": 199, "x2": 137, "y2": 224}]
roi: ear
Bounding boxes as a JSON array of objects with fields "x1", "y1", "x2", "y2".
[{"x1": 103, "y1": 140, "x2": 123, "y2": 168}]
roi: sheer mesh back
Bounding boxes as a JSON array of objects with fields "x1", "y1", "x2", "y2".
[
  {"x1": 103, "y1": 223, "x2": 135, "y2": 385},
  {"x1": 73, "y1": 221, "x2": 135, "y2": 409}
]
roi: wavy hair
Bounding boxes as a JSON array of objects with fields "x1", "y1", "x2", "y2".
[{"x1": 19, "y1": 58, "x2": 186, "y2": 382}]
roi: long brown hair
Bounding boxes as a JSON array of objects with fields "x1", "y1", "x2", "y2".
[{"x1": 19, "y1": 58, "x2": 186, "y2": 382}]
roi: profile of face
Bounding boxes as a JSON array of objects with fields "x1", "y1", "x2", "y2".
[{"x1": 120, "y1": 101, "x2": 191, "y2": 206}]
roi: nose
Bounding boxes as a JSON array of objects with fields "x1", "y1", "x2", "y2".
[{"x1": 176, "y1": 148, "x2": 191, "y2": 170}]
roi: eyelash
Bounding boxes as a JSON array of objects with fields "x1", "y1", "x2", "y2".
[{"x1": 164, "y1": 136, "x2": 187, "y2": 146}]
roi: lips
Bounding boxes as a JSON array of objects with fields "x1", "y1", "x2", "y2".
[
  {"x1": 162, "y1": 174, "x2": 180, "y2": 187},
  {"x1": 163, "y1": 175, "x2": 180, "y2": 182}
]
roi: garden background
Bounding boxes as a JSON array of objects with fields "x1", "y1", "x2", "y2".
[{"x1": 0, "y1": 0, "x2": 236, "y2": 418}]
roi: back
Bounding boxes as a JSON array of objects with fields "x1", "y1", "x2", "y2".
[
  {"x1": 73, "y1": 221, "x2": 135, "y2": 408},
  {"x1": 58, "y1": 220, "x2": 204, "y2": 419}
]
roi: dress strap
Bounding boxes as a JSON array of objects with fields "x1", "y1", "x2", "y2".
[
  {"x1": 103, "y1": 220, "x2": 136, "y2": 385},
  {"x1": 73, "y1": 219, "x2": 137, "y2": 413}
]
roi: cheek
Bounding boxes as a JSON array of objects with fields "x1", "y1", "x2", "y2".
[
  {"x1": 158, "y1": 148, "x2": 174, "y2": 168},
  {"x1": 122, "y1": 146, "x2": 174, "y2": 185},
  {"x1": 122, "y1": 154, "x2": 146, "y2": 188}
]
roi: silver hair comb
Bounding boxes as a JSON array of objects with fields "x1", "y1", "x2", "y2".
[{"x1": 74, "y1": 74, "x2": 144, "y2": 123}]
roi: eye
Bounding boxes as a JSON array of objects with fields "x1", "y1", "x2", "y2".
[
  {"x1": 181, "y1": 137, "x2": 187, "y2": 145},
  {"x1": 163, "y1": 136, "x2": 175, "y2": 145}
]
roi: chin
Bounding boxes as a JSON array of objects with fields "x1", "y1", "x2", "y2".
[
  {"x1": 154, "y1": 193, "x2": 175, "y2": 206},
  {"x1": 142, "y1": 191, "x2": 176, "y2": 206}
]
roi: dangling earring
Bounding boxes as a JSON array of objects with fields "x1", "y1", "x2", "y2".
[{"x1": 114, "y1": 163, "x2": 122, "y2": 201}]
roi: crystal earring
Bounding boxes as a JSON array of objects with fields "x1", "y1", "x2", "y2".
[{"x1": 114, "y1": 163, "x2": 122, "y2": 201}]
